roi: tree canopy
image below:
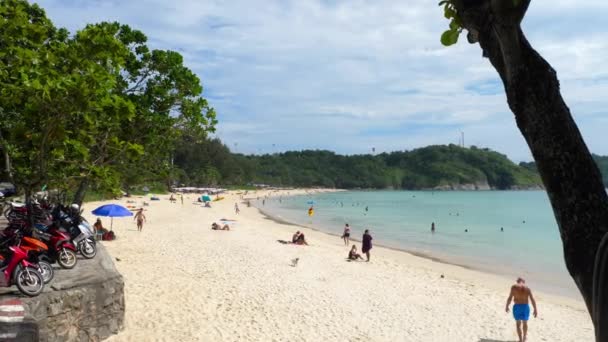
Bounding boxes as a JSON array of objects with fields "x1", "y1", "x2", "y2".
[{"x1": 0, "y1": 0, "x2": 216, "y2": 202}]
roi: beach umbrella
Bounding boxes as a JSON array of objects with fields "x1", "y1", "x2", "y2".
[
  {"x1": 92, "y1": 204, "x2": 133, "y2": 230},
  {"x1": 202, "y1": 195, "x2": 211, "y2": 202}
]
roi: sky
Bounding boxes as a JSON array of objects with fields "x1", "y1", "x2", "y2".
[{"x1": 36, "y1": 0, "x2": 608, "y2": 162}]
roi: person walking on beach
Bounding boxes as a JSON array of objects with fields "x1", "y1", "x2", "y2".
[
  {"x1": 134, "y1": 208, "x2": 146, "y2": 232},
  {"x1": 235, "y1": 203, "x2": 240, "y2": 215},
  {"x1": 362, "y1": 229, "x2": 373, "y2": 262},
  {"x1": 342, "y1": 224, "x2": 351, "y2": 245},
  {"x1": 180, "y1": 194, "x2": 184, "y2": 205},
  {"x1": 505, "y1": 277, "x2": 538, "y2": 342}
]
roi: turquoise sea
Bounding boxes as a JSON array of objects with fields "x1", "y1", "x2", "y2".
[{"x1": 259, "y1": 190, "x2": 581, "y2": 298}]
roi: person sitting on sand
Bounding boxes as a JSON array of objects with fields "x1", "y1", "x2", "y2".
[
  {"x1": 292, "y1": 231, "x2": 301, "y2": 243},
  {"x1": 169, "y1": 194, "x2": 176, "y2": 203},
  {"x1": 292, "y1": 231, "x2": 308, "y2": 245},
  {"x1": 94, "y1": 218, "x2": 104, "y2": 233},
  {"x1": 93, "y1": 218, "x2": 108, "y2": 239},
  {"x1": 506, "y1": 277, "x2": 538, "y2": 342},
  {"x1": 211, "y1": 222, "x2": 230, "y2": 231},
  {"x1": 348, "y1": 245, "x2": 364, "y2": 261}
]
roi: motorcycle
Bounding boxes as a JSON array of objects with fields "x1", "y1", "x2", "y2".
[
  {"x1": 0, "y1": 227, "x2": 54, "y2": 284},
  {"x1": 52, "y1": 205, "x2": 96, "y2": 259},
  {"x1": 73, "y1": 220, "x2": 96, "y2": 259},
  {"x1": 20, "y1": 236, "x2": 54, "y2": 284},
  {"x1": 4, "y1": 200, "x2": 51, "y2": 224},
  {"x1": 0, "y1": 245, "x2": 45, "y2": 297},
  {"x1": 32, "y1": 224, "x2": 78, "y2": 269}
]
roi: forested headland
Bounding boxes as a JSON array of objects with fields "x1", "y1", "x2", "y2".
[{"x1": 173, "y1": 140, "x2": 549, "y2": 190}]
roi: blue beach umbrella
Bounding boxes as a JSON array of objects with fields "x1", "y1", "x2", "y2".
[
  {"x1": 92, "y1": 204, "x2": 133, "y2": 230},
  {"x1": 202, "y1": 195, "x2": 211, "y2": 202}
]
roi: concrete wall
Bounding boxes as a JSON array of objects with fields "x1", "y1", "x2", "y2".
[{"x1": 0, "y1": 244, "x2": 124, "y2": 342}]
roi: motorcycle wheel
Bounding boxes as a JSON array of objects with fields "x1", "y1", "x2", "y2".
[
  {"x1": 38, "y1": 260, "x2": 54, "y2": 284},
  {"x1": 15, "y1": 266, "x2": 44, "y2": 297},
  {"x1": 57, "y1": 248, "x2": 77, "y2": 269},
  {"x1": 79, "y1": 239, "x2": 97, "y2": 259}
]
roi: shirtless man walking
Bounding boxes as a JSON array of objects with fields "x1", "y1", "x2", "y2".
[
  {"x1": 505, "y1": 277, "x2": 538, "y2": 342},
  {"x1": 134, "y1": 208, "x2": 146, "y2": 232}
]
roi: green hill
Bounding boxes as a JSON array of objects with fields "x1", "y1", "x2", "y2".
[
  {"x1": 174, "y1": 141, "x2": 543, "y2": 190},
  {"x1": 520, "y1": 154, "x2": 608, "y2": 188}
]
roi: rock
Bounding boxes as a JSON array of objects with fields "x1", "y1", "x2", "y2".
[{"x1": 0, "y1": 244, "x2": 124, "y2": 342}]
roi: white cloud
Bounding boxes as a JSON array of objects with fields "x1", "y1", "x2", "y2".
[{"x1": 36, "y1": 0, "x2": 608, "y2": 161}]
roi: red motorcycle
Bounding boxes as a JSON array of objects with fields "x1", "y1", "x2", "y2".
[
  {"x1": 20, "y1": 236, "x2": 54, "y2": 284},
  {"x1": 0, "y1": 227, "x2": 54, "y2": 284},
  {"x1": 0, "y1": 245, "x2": 44, "y2": 296},
  {"x1": 32, "y1": 225, "x2": 77, "y2": 269}
]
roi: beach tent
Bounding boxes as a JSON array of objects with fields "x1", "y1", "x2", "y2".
[{"x1": 202, "y1": 195, "x2": 211, "y2": 202}]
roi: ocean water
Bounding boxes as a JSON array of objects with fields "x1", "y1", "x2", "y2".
[{"x1": 259, "y1": 190, "x2": 582, "y2": 298}]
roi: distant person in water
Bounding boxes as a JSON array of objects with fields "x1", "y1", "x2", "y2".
[
  {"x1": 431, "y1": 222, "x2": 435, "y2": 234},
  {"x1": 365, "y1": 206, "x2": 368, "y2": 212},
  {"x1": 501, "y1": 227, "x2": 504, "y2": 232},
  {"x1": 342, "y1": 224, "x2": 351, "y2": 245},
  {"x1": 464, "y1": 229, "x2": 468, "y2": 233},
  {"x1": 348, "y1": 245, "x2": 364, "y2": 261},
  {"x1": 506, "y1": 277, "x2": 538, "y2": 342},
  {"x1": 362, "y1": 229, "x2": 373, "y2": 262}
]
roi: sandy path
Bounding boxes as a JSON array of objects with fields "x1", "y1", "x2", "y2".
[{"x1": 83, "y1": 190, "x2": 593, "y2": 342}]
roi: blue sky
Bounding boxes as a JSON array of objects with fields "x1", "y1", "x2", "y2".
[{"x1": 36, "y1": 0, "x2": 608, "y2": 162}]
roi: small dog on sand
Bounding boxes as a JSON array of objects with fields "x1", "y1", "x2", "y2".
[{"x1": 291, "y1": 258, "x2": 299, "y2": 267}]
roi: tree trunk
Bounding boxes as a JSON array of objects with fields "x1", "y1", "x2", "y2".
[
  {"x1": 24, "y1": 186, "x2": 34, "y2": 233},
  {"x1": 0, "y1": 131, "x2": 14, "y2": 184},
  {"x1": 73, "y1": 178, "x2": 89, "y2": 206},
  {"x1": 453, "y1": 1, "x2": 608, "y2": 340}
]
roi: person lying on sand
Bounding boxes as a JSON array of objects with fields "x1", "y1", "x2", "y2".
[
  {"x1": 348, "y1": 245, "x2": 364, "y2": 261},
  {"x1": 211, "y1": 222, "x2": 230, "y2": 231}
]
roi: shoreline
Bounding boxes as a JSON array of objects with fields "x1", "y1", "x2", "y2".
[
  {"x1": 256, "y1": 206, "x2": 476, "y2": 271},
  {"x1": 250, "y1": 190, "x2": 583, "y2": 303}
]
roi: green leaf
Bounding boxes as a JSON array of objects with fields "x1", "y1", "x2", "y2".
[
  {"x1": 440, "y1": 29, "x2": 460, "y2": 46},
  {"x1": 444, "y1": 6, "x2": 456, "y2": 19},
  {"x1": 449, "y1": 19, "x2": 460, "y2": 30}
]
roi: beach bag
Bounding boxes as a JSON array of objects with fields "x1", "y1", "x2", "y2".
[{"x1": 103, "y1": 231, "x2": 116, "y2": 241}]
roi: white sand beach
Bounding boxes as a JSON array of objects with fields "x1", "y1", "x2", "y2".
[{"x1": 84, "y1": 190, "x2": 594, "y2": 342}]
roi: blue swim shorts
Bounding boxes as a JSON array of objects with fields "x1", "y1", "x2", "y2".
[{"x1": 512, "y1": 304, "x2": 530, "y2": 321}]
